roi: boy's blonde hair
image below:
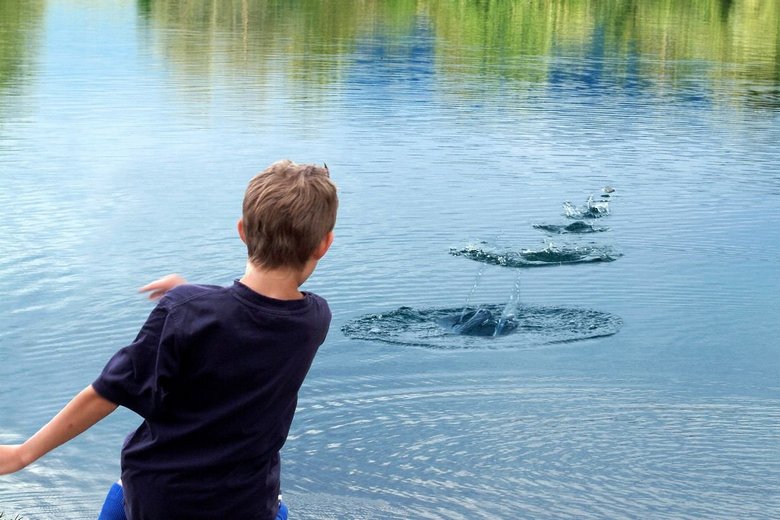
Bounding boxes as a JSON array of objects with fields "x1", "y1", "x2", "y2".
[{"x1": 242, "y1": 160, "x2": 338, "y2": 270}]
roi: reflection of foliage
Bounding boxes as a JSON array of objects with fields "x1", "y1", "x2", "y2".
[
  {"x1": 143, "y1": 1, "x2": 392, "y2": 85},
  {"x1": 1, "y1": 0, "x2": 774, "y2": 103},
  {"x1": 141, "y1": 0, "x2": 777, "y2": 105},
  {"x1": 0, "y1": 512, "x2": 25, "y2": 520},
  {"x1": 427, "y1": 0, "x2": 779, "y2": 98},
  {"x1": 0, "y1": 1, "x2": 44, "y2": 92}
]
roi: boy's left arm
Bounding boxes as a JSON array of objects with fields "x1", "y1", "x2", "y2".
[
  {"x1": 1, "y1": 277, "x2": 185, "y2": 475},
  {"x1": 0, "y1": 385, "x2": 117, "y2": 475},
  {"x1": 139, "y1": 273, "x2": 187, "y2": 300}
]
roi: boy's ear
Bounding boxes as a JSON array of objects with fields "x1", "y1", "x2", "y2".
[
  {"x1": 313, "y1": 231, "x2": 334, "y2": 260},
  {"x1": 237, "y1": 218, "x2": 247, "y2": 244}
]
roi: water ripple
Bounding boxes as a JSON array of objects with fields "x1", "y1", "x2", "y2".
[{"x1": 284, "y1": 375, "x2": 780, "y2": 520}]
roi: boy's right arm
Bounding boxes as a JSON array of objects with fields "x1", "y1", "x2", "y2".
[{"x1": 0, "y1": 385, "x2": 117, "y2": 475}]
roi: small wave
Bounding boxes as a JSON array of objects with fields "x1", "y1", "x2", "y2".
[
  {"x1": 341, "y1": 304, "x2": 623, "y2": 349},
  {"x1": 450, "y1": 242, "x2": 621, "y2": 267},
  {"x1": 533, "y1": 220, "x2": 609, "y2": 234}
]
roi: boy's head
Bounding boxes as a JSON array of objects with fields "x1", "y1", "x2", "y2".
[{"x1": 241, "y1": 160, "x2": 338, "y2": 271}]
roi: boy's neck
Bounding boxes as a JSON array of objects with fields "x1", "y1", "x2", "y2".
[{"x1": 239, "y1": 260, "x2": 312, "y2": 301}]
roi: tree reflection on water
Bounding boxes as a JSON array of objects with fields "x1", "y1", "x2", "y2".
[{"x1": 133, "y1": 0, "x2": 780, "y2": 108}]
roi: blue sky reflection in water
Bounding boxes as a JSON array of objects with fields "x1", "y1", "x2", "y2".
[{"x1": 1, "y1": 1, "x2": 779, "y2": 518}]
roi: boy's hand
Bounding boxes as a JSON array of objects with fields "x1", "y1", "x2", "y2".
[
  {"x1": 139, "y1": 274, "x2": 187, "y2": 300},
  {"x1": 0, "y1": 445, "x2": 25, "y2": 475},
  {"x1": 0, "y1": 386, "x2": 117, "y2": 476}
]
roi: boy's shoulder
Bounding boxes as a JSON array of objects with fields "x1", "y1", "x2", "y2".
[
  {"x1": 154, "y1": 283, "x2": 330, "y2": 342},
  {"x1": 159, "y1": 282, "x2": 329, "y2": 313},
  {"x1": 158, "y1": 283, "x2": 227, "y2": 310}
]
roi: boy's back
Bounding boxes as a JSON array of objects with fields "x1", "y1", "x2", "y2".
[
  {"x1": 94, "y1": 281, "x2": 330, "y2": 518},
  {"x1": 0, "y1": 160, "x2": 337, "y2": 519}
]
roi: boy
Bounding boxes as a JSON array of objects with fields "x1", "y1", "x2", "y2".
[{"x1": 0, "y1": 160, "x2": 338, "y2": 519}]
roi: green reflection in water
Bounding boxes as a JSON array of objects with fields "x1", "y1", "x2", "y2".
[
  {"x1": 0, "y1": 1, "x2": 44, "y2": 93},
  {"x1": 139, "y1": 0, "x2": 780, "y2": 108},
  {"x1": 0, "y1": 0, "x2": 44, "y2": 151}
]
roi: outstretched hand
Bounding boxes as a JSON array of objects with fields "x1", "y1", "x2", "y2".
[
  {"x1": 139, "y1": 274, "x2": 188, "y2": 300},
  {"x1": 0, "y1": 386, "x2": 118, "y2": 476},
  {"x1": 0, "y1": 445, "x2": 24, "y2": 475}
]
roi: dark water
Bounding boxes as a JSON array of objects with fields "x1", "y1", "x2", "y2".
[{"x1": 1, "y1": 1, "x2": 779, "y2": 518}]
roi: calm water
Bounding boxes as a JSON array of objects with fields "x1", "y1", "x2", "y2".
[{"x1": 1, "y1": 1, "x2": 779, "y2": 518}]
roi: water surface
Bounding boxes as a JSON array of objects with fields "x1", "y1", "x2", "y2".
[{"x1": 1, "y1": 1, "x2": 779, "y2": 518}]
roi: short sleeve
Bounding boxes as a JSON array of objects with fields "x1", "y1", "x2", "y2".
[{"x1": 92, "y1": 300, "x2": 180, "y2": 419}]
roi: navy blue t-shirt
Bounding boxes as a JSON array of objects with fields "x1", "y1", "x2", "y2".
[{"x1": 92, "y1": 281, "x2": 331, "y2": 520}]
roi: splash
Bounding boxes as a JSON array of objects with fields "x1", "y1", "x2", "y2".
[
  {"x1": 442, "y1": 307, "x2": 517, "y2": 337},
  {"x1": 460, "y1": 262, "x2": 488, "y2": 321},
  {"x1": 342, "y1": 304, "x2": 623, "y2": 349},
  {"x1": 494, "y1": 273, "x2": 521, "y2": 337},
  {"x1": 563, "y1": 195, "x2": 610, "y2": 219},
  {"x1": 533, "y1": 221, "x2": 609, "y2": 234},
  {"x1": 450, "y1": 242, "x2": 621, "y2": 267}
]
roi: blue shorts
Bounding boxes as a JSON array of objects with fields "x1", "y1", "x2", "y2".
[{"x1": 97, "y1": 481, "x2": 289, "y2": 520}]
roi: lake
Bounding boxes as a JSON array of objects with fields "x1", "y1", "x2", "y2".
[{"x1": 1, "y1": 1, "x2": 779, "y2": 518}]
